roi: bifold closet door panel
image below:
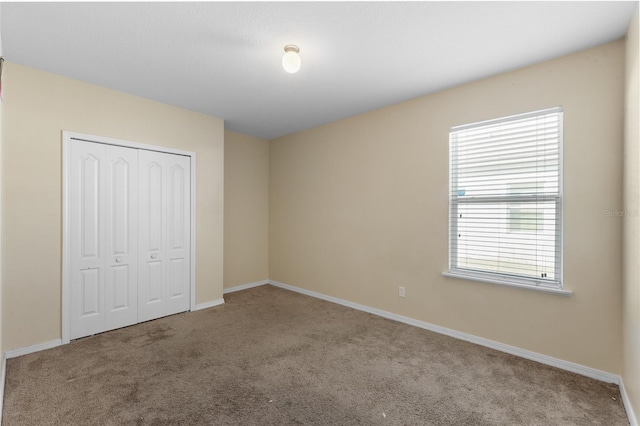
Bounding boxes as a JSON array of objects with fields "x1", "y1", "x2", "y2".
[
  {"x1": 69, "y1": 142, "x2": 138, "y2": 339},
  {"x1": 138, "y1": 150, "x2": 191, "y2": 322},
  {"x1": 69, "y1": 141, "x2": 107, "y2": 339},
  {"x1": 104, "y1": 145, "x2": 139, "y2": 332},
  {"x1": 163, "y1": 153, "x2": 191, "y2": 317}
]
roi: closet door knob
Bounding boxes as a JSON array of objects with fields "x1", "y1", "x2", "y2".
[
  {"x1": 151, "y1": 254, "x2": 157, "y2": 259},
  {"x1": 115, "y1": 258, "x2": 122, "y2": 263}
]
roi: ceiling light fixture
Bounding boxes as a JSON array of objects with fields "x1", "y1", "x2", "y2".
[{"x1": 282, "y1": 44, "x2": 301, "y2": 74}]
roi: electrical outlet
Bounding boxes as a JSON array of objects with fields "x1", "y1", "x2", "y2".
[{"x1": 398, "y1": 286, "x2": 405, "y2": 297}]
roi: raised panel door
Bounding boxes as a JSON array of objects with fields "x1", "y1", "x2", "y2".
[
  {"x1": 104, "y1": 145, "x2": 138, "y2": 331},
  {"x1": 69, "y1": 140, "x2": 107, "y2": 339},
  {"x1": 164, "y1": 157, "x2": 190, "y2": 316},
  {"x1": 138, "y1": 150, "x2": 190, "y2": 321}
]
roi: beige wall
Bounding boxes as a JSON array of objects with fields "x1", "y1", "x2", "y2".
[
  {"x1": 0, "y1": 8, "x2": 4, "y2": 363},
  {"x1": 623, "y1": 4, "x2": 640, "y2": 421},
  {"x1": 270, "y1": 41, "x2": 625, "y2": 374},
  {"x1": 0, "y1": 67, "x2": 3, "y2": 363},
  {"x1": 0, "y1": 95, "x2": 3, "y2": 361},
  {"x1": 224, "y1": 130, "x2": 269, "y2": 288},
  {"x1": 1, "y1": 62, "x2": 224, "y2": 351}
]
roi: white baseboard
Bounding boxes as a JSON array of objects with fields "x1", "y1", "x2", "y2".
[
  {"x1": 620, "y1": 378, "x2": 639, "y2": 426},
  {"x1": 194, "y1": 298, "x2": 225, "y2": 311},
  {"x1": 268, "y1": 280, "x2": 619, "y2": 385},
  {"x1": 5, "y1": 339, "x2": 62, "y2": 359},
  {"x1": 223, "y1": 280, "x2": 269, "y2": 294}
]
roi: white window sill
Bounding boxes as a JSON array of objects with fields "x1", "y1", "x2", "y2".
[{"x1": 442, "y1": 271, "x2": 572, "y2": 296}]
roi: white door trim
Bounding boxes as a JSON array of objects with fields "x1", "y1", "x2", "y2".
[{"x1": 62, "y1": 131, "x2": 197, "y2": 344}]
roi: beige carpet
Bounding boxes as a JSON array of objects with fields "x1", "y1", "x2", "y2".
[{"x1": 2, "y1": 285, "x2": 629, "y2": 425}]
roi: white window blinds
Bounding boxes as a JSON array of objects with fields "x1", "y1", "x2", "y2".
[{"x1": 449, "y1": 107, "x2": 563, "y2": 288}]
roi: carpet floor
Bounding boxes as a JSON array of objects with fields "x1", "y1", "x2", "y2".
[{"x1": 2, "y1": 285, "x2": 629, "y2": 425}]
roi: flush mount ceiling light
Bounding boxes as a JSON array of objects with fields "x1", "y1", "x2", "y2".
[{"x1": 282, "y1": 44, "x2": 301, "y2": 74}]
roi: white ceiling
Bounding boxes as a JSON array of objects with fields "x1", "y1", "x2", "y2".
[{"x1": 1, "y1": 2, "x2": 637, "y2": 139}]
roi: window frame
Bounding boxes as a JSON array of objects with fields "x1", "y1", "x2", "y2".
[{"x1": 445, "y1": 107, "x2": 569, "y2": 296}]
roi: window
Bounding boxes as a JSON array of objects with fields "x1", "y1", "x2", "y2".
[{"x1": 448, "y1": 107, "x2": 563, "y2": 290}]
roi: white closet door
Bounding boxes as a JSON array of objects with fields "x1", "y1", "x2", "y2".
[
  {"x1": 138, "y1": 150, "x2": 191, "y2": 322},
  {"x1": 164, "y1": 153, "x2": 191, "y2": 316},
  {"x1": 69, "y1": 141, "x2": 139, "y2": 339},
  {"x1": 104, "y1": 145, "x2": 138, "y2": 331},
  {"x1": 68, "y1": 138, "x2": 191, "y2": 340},
  {"x1": 69, "y1": 141, "x2": 107, "y2": 339}
]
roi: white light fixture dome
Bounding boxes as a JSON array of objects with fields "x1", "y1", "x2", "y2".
[{"x1": 282, "y1": 44, "x2": 301, "y2": 74}]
